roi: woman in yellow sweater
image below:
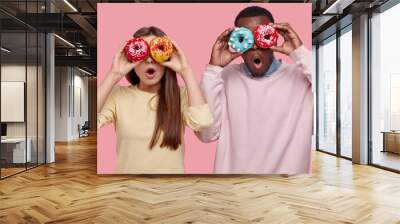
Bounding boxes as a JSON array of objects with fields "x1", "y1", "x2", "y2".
[{"x1": 97, "y1": 26, "x2": 213, "y2": 174}]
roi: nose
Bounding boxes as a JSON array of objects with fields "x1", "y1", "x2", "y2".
[{"x1": 144, "y1": 55, "x2": 155, "y2": 64}]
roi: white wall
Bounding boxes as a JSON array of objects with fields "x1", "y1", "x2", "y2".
[
  {"x1": 1, "y1": 82, "x2": 25, "y2": 122},
  {"x1": 55, "y1": 66, "x2": 69, "y2": 141},
  {"x1": 72, "y1": 73, "x2": 89, "y2": 138},
  {"x1": 1, "y1": 65, "x2": 27, "y2": 141},
  {"x1": 54, "y1": 67, "x2": 89, "y2": 141},
  {"x1": 1, "y1": 63, "x2": 46, "y2": 164},
  {"x1": 1, "y1": 65, "x2": 38, "y2": 137}
]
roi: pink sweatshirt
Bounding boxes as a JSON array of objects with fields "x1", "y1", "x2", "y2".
[{"x1": 196, "y1": 45, "x2": 313, "y2": 174}]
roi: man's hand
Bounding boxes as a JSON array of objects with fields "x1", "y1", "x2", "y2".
[
  {"x1": 209, "y1": 27, "x2": 241, "y2": 67},
  {"x1": 270, "y1": 23, "x2": 303, "y2": 55}
]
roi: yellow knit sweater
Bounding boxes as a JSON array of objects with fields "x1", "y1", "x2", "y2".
[{"x1": 98, "y1": 85, "x2": 213, "y2": 174}]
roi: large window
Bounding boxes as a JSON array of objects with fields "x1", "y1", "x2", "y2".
[
  {"x1": 370, "y1": 3, "x2": 400, "y2": 171},
  {"x1": 317, "y1": 35, "x2": 337, "y2": 154},
  {"x1": 316, "y1": 25, "x2": 353, "y2": 159},
  {"x1": 339, "y1": 26, "x2": 352, "y2": 158}
]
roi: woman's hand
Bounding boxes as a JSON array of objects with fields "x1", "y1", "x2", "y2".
[
  {"x1": 160, "y1": 39, "x2": 207, "y2": 108},
  {"x1": 209, "y1": 27, "x2": 241, "y2": 67},
  {"x1": 98, "y1": 42, "x2": 140, "y2": 112},
  {"x1": 161, "y1": 39, "x2": 192, "y2": 76},
  {"x1": 270, "y1": 23, "x2": 303, "y2": 55},
  {"x1": 109, "y1": 41, "x2": 140, "y2": 82}
]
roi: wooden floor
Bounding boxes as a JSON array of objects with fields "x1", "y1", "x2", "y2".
[
  {"x1": 0, "y1": 167, "x2": 26, "y2": 178},
  {"x1": 0, "y1": 135, "x2": 400, "y2": 224},
  {"x1": 373, "y1": 150, "x2": 400, "y2": 171},
  {"x1": 1, "y1": 163, "x2": 45, "y2": 178}
]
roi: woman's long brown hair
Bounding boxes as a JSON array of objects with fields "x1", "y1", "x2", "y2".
[{"x1": 126, "y1": 26, "x2": 182, "y2": 150}]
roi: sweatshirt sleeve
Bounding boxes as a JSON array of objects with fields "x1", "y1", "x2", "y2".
[
  {"x1": 289, "y1": 45, "x2": 312, "y2": 85},
  {"x1": 97, "y1": 86, "x2": 119, "y2": 129},
  {"x1": 195, "y1": 64, "x2": 225, "y2": 143},
  {"x1": 181, "y1": 86, "x2": 214, "y2": 132}
]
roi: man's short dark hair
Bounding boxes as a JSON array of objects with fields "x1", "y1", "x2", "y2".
[{"x1": 234, "y1": 6, "x2": 275, "y2": 26}]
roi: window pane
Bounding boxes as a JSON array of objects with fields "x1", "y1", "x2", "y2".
[
  {"x1": 340, "y1": 28, "x2": 352, "y2": 158},
  {"x1": 312, "y1": 45, "x2": 317, "y2": 151},
  {"x1": 371, "y1": 3, "x2": 400, "y2": 171},
  {"x1": 318, "y1": 36, "x2": 337, "y2": 154}
]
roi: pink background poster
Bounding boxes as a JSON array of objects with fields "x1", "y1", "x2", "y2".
[{"x1": 97, "y1": 3, "x2": 311, "y2": 174}]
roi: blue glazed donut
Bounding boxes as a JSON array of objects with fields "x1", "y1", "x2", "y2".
[{"x1": 228, "y1": 27, "x2": 254, "y2": 53}]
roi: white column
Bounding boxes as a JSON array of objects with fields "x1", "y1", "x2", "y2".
[
  {"x1": 352, "y1": 14, "x2": 369, "y2": 164},
  {"x1": 46, "y1": 1, "x2": 55, "y2": 163}
]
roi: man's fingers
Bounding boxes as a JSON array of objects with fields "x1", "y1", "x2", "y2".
[
  {"x1": 272, "y1": 23, "x2": 288, "y2": 30},
  {"x1": 214, "y1": 39, "x2": 229, "y2": 53},
  {"x1": 272, "y1": 23, "x2": 295, "y2": 36},
  {"x1": 213, "y1": 27, "x2": 235, "y2": 53},
  {"x1": 274, "y1": 29, "x2": 289, "y2": 46},
  {"x1": 272, "y1": 23, "x2": 290, "y2": 30},
  {"x1": 272, "y1": 24, "x2": 291, "y2": 42},
  {"x1": 269, "y1": 45, "x2": 286, "y2": 54},
  {"x1": 222, "y1": 41, "x2": 230, "y2": 50},
  {"x1": 217, "y1": 27, "x2": 234, "y2": 42},
  {"x1": 273, "y1": 23, "x2": 301, "y2": 44},
  {"x1": 231, "y1": 52, "x2": 242, "y2": 60}
]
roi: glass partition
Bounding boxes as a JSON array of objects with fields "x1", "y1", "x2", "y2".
[
  {"x1": 1, "y1": 30, "x2": 28, "y2": 177},
  {"x1": 0, "y1": 1, "x2": 46, "y2": 179}
]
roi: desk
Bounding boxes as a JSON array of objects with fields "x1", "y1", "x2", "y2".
[
  {"x1": 1, "y1": 138, "x2": 31, "y2": 163},
  {"x1": 381, "y1": 131, "x2": 400, "y2": 154}
]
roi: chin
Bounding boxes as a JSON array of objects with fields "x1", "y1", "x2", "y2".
[
  {"x1": 246, "y1": 66, "x2": 267, "y2": 78},
  {"x1": 141, "y1": 78, "x2": 162, "y2": 87},
  {"x1": 138, "y1": 71, "x2": 164, "y2": 85},
  {"x1": 251, "y1": 73, "x2": 264, "y2": 78}
]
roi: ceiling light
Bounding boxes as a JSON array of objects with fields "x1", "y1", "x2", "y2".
[
  {"x1": 63, "y1": 0, "x2": 78, "y2": 12},
  {"x1": 1, "y1": 47, "x2": 11, "y2": 53},
  {"x1": 322, "y1": 0, "x2": 355, "y2": 15},
  {"x1": 78, "y1": 67, "x2": 93, "y2": 76},
  {"x1": 54, "y1": 34, "x2": 75, "y2": 48}
]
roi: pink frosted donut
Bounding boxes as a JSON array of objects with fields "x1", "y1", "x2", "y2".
[
  {"x1": 253, "y1": 23, "x2": 279, "y2": 49},
  {"x1": 124, "y1": 37, "x2": 149, "y2": 62}
]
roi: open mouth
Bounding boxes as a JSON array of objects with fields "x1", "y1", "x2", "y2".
[
  {"x1": 146, "y1": 68, "x2": 155, "y2": 75},
  {"x1": 145, "y1": 68, "x2": 156, "y2": 79},
  {"x1": 253, "y1": 58, "x2": 261, "y2": 65},
  {"x1": 251, "y1": 55, "x2": 263, "y2": 70}
]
